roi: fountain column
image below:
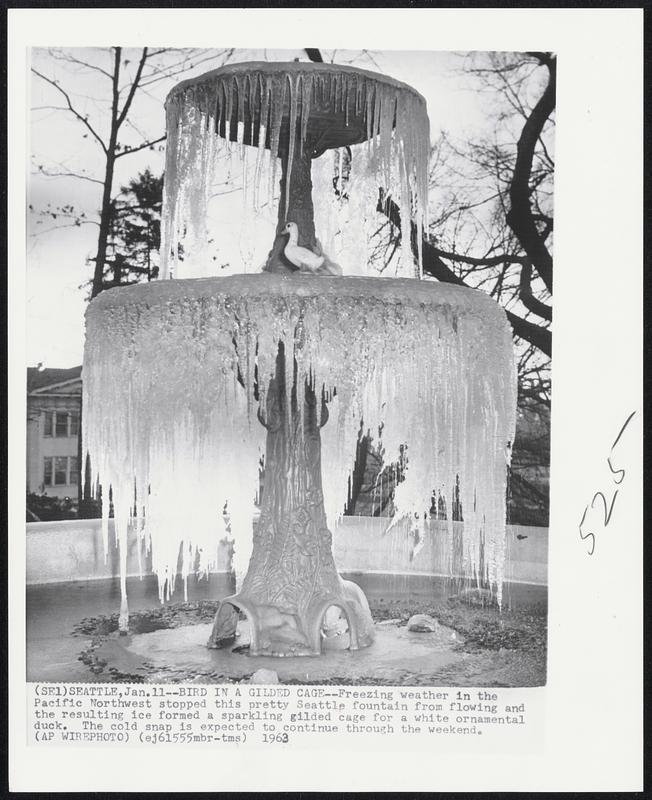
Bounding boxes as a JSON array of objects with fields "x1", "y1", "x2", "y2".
[
  {"x1": 265, "y1": 136, "x2": 318, "y2": 272},
  {"x1": 208, "y1": 342, "x2": 375, "y2": 656}
]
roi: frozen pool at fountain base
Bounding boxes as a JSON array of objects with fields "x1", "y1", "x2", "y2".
[
  {"x1": 94, "y1": 620, "x2": 465, "y2": 685},
  {"x1": 26, "y1": 577, "x2": 547, "y2": 686}
]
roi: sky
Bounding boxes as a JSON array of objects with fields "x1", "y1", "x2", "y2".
[{"x1": 27, "y1": 47, "x2": 491, "y2": 368}]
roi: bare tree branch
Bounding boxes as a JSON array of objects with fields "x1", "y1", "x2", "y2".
[
  {"x1": 116, "y1": 47, "x2": 148, "y2": 128},
  {"x1": 429, "y1": 246, "x2": 526, "y2": 268},
  {"x1": 34, "y1": 164, "x2": 103, "y2": 185},
  {"x1": 114, "y1": 134, "x2": 166, "y2": 159},
  {"x1": 137, "y1": 49, "x2": 234, "y2": 89},
  {"x1": 31, "y1": 68, "x2": 108, "y2": 153},
  {"x1": 30, "y1": 219, "x2": 100, "y2": 237},
  {"x1": 378, "y1": 190, "x2": 552, "y2": 357},
  {"x1": 505, "y1": 54, "x2": 555, "y2": 292},
  {"x1": 519, "y1": 261, "x2": 553, "y2": 321},
  {"x1": 48, "y1": 49, "x2": 115, "y2": 81}
]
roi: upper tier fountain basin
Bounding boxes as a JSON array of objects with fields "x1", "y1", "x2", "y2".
[{"x1": 165, "y1": 60, "x2": 428, "y2": 153}]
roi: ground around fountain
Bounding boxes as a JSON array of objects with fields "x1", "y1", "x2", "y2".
[{"x1": 27, "y1": 576, "x2": 546, "y2": 687}]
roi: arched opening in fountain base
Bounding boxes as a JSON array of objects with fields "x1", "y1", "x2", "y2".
[{"x1": 208, "y1": 578, "x2": 374, "y2": 657}]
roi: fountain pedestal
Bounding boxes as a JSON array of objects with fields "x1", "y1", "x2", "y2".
[
  {"x1": 265, "y1": 140, "x2": 318, "y2": 272},
  {"x1": 208, "y1": 342, "x2": 375, "y2": 656}
]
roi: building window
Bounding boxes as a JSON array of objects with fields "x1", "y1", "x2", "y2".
[
  {"x1": 43, "y1": 456, "x2": 78, "y2": 488},
  {"x1": 43, "y1": 457, "x2": 53, "y2": 486},
  {"x1": 54, "y1": 457, "x2": 68, "y2": 485},
  {"x1": 43, "y1": 411, "x2": 79, "y2": 438}
]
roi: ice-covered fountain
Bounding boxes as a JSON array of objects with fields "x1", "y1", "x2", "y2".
[{"x1": 82, "y1": 61, "x2": 517, "y2": 663}]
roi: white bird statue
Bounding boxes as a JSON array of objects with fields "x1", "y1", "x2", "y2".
[{"x1": 282, "y1": 222, "x2": 342, "y2": 276}]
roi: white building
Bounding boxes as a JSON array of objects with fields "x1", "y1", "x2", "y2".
[{"x1": 26, "y1": 367, "x2": 82, "y2": 499}]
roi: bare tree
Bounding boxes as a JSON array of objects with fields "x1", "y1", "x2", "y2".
[
  {"x1": 429, "y1": 52, "x2": 554, "y2": 358},
  {"x1": 31, "y1": 47, "x2": 234, "y2": 297}
]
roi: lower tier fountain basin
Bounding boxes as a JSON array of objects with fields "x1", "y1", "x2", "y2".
[{"x1": 27, "y1": 572, "x2": 547, "y2": 687}]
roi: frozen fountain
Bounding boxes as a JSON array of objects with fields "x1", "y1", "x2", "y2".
[{"x1": 82, "y1": 61, "x2": 517, "y2": 663}]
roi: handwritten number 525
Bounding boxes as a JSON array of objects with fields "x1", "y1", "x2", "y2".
[{"x1": 578, "y1": 411, "x2": 636, "y2": 556}]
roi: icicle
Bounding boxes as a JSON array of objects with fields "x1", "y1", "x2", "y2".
[
  {"x1": 299, "y1": 72, "x2": 313, "y2": 156},
  {"x1": 365, "y1": 81, "x2": 374, "y2": 146},
  {"x1": 254, "y1": 73, "x2": 269, "y2": 210},
  {"x1": 345, "y1": 78, "x2": 351, "y2": 127},
  {"x1": 284, "y1": 72, "x2": 300, "y2": 225},
  {"x1": 372, "y1": 82, "x2": 382, "y2": 151},
  {"x1": 379, "y1": 88, "x2": 394, "y2": 192},
  {"x1": 267, "y1": 74, "x2": 286, "y2": 214},
  {"x1": 337, "y1": 149, "x2": 344, "y2": 198}
]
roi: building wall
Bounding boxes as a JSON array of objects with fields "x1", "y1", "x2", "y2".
[
  {"x1": 26, "y1": 417, "x2": 41, "y2": 494},
  {"x1": 26, "y1": 381, "x2": 82, "y2": 499}
]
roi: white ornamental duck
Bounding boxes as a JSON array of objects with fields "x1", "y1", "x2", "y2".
[{"x1": 282, "y1": 222, "x2": 342, "y2": 276}]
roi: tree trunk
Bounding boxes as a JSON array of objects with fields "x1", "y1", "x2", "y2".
[
  {"x1": 346, "y1": 432, "x2": 369, "y2": 515},
  {"x1": 91, "y1": 49, "x2": 121, "y2": 299},
  {"x1": 91, "y1": 153, "x2": 116, "y2": 298},
  {"x1": 506, "y1": 57, "x2": 556, "y2": 293}
]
